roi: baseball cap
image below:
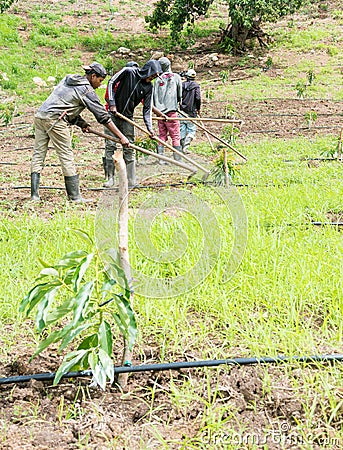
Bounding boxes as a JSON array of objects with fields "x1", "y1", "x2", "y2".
[
  {"x1": 186, "y1": 69, "x2": 196, "y2": 79},
  {"x1": 82, "y1": 62, "x2": 107, "y2": 78}
]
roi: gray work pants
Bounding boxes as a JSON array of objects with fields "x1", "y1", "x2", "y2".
[
  {"x1": 104, "y1": 115, "x2": 135, "y2": 164},
  {"x1": 31, "y1": 117, "x2": 77, "y2": 176}
]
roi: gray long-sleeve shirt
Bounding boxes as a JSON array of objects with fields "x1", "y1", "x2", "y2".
[
  {"x1": 35, "y1": 74, "x2": 111, "y2": 126},
  {"x1": 153, "y1": 71, "x2": 182, "y2": 114}
]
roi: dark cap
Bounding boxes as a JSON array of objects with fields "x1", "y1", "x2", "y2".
[{"x1": 82, "y1": 62, "x2": 107, "y2": 78}]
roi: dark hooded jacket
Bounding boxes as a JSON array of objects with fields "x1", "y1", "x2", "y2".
[
  {"x1": 107, "y1": 60, "x2": 162, "y2": 133},
  {"x1": 180, "y1": 79, "x2": 201, "y2": 118},
  {"x1": 35, "y1": 74, "x2": 111, "y2": 127}
]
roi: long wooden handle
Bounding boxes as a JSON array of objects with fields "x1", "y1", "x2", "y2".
[
  {"x1": 88, "y1": 127, "x2": 198, "y2": 176},
  {"x1": 114, "y1": 112, "x2": 210, "y2": 177},
  {"x1": 178, "y1": 110, "x2": 247, "y2": 161},
  {"x1": 135, "y1": 117, "x2": 243, "y2": 124}
]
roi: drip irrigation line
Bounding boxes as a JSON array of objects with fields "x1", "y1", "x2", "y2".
[
  {"x1": 1, "y1": 354, "x2": 343, "y2": 386},
  {"x1": 206, "y1": 98, "x2": 343, "y2": 104},
  {"x1": 0, "y1": 182, "x2": 253, "y2": 192},
  {"x1": 311, "y1": 222, "x2": 343, "y2": 227},
  {"x1": 3, "y1": 147, "x2": 32, "y2": 152},
  {"x1": 0, "y1": 124, "x2": 32, "y2": 133},
  {"x1": 247, "y1": 112, "x2": 343, "y2": 118},
  {"x1": 283, "y1": 157, "x2": 338, "y2": 163},
  {"x1": 247, "y1": 125, "x2": 340, "y2": 134},
  {"x1": 0, "y1": 162, "x2": 17, "y2": 165}
]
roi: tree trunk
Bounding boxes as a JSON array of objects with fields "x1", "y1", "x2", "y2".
[{"x1": 113, "y1": 151, "x2": 133, "y2": 389}]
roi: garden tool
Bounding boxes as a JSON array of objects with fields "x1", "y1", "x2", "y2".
[
  {"x1": 178, "y1": 110, "x2": 247, "y2": 162},
  {"x1": 46, "y1": 110, "x2": 67, "y2": 133},
  {"x1": 114, "y1": 112, "x2": 210, "y2": 180},
  {"x1": 88, "y1": 128, "x2": 198, "y2": 179}
]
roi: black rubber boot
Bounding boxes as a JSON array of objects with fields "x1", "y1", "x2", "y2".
[
  {"x1": 64, "y1": 174, "x2": 92, "y2": 203},
  {"x1": 157, "y1": 145, "x2": 168, "y2": 165},
  {"x1": 103, "y1": 158, "x2": 115, "y2": 188},
  {"x1": 126, "y1": 161, "x2": 137, "y2": 188},
  {"x1": 30, "y1": 172, "x2": 40, "y2": 201},
  {"x1": 173, "y1": 145, "x2": 182, "y2": 161},
  {"x1": 183, "y1": 136, "x2": 193, "y2": 154},
  {"x1": 102, "y1": 157, "x2": 108, "y2": 181}
]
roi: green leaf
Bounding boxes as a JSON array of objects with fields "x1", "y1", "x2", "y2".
[
  {"x1": 35, "y1": 287, "x2": 60, "y2": 332},
  {"x1": 71, "y1": 281, "x2": 94, "y2": 325},
  {"x1": 92, "y1": 361, "x2": 107, "y2": 390},
  {"x1": 56, "y1": 250, "x2": 88, "y2": 268},
  {"x1": 39, "y1": 268, "x2": 59, "y2": 277},
  {"x1": 19, "y1": 281, "x2": 61, "y2": 315},
  {"x1": 45, "y1": 296, "x2": 79, "y2": 325},
  {"x1": 53, "y1": 349, "x2": 88, "y2": 385},
  {"x1": 113, "y1": 295, "x2": 137, "y2": 351},
  {"x1": 59, "y1": 321, "x2": 95, "y2": 351},
  {"x1": 98, "y1": 348, "x2": 114, "y2": 384},
  {"x1": 32, "y1": 327, "x2": 69, "y2": 358},
  {"x1": 70, "y1": 228, "x2": 94, "y2": 246},
  {"x1": 72, "y1": 253, "x2": 94, "y2": 292},
  {"x1": 88, "y1": 351, "x2": 98, "y2": 372},
  {"x1": 38, "y1": 257, "x2": 51, "y2": 268},
  {"x1": 98, "y1": 321, "x2": 113, "y2": 355},
  {"x1": 100, "y1": 279, "x2": 116, "y2": 301},
  {"x1": 78, "y1": 334, "x2": 98, "y2": 351},
  {"x1": 102, "y1": 249, "x2": 130, "y2": 291}
]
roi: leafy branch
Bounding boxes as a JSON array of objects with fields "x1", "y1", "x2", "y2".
[{"x1": 19, "y1": 230, "x2": 137, "y2": 390}]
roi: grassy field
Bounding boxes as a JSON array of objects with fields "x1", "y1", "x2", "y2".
[{"x1": 1, "y1": 0, "x2": 343, "y2": 448}]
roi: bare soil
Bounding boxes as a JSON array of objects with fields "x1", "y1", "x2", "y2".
[{"x1": 1, "y1": 1, "x2": 343, "y2": 449}]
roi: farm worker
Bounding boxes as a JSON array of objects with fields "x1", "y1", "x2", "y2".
[
  {"x1": 105, "y1": 59, "x2": 162, "y2": 188},
  {"x1": 179, "y1": 69, "x2": 201, "y2": 154},
  {"x1": 153, "y1": 56, "x2": 182, "y2": 162},
  {"x1": 30, "y1": 62, "x2": 129, "y2": 202},
  {"x1": 103, "y1": 61, "x2": 139, "y2": 187}
]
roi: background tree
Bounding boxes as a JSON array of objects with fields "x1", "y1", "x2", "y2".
[
  {"x1": 146, "y1": 0, "x2": 306, "y2": 53},
  {"x1": 0, "y1": 0, "x2": 17, "y2": 13}
]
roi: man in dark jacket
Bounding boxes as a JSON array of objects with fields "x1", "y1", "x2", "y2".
[
  {"x1": 30, "y1": 62, "x2": 129, "y2": 202},
  {"x1": 103, "y1": 61, "x2": 138, "y2": 187},
  {"x1": 104, "y1": 59, "x2": 162, "y2": 187},
  {"x1": 179, "y1": 69, "x2": 201, "y2": 154}
]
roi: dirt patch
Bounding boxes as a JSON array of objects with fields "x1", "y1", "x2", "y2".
[{"x1": 1, "y1": 353, "x2": 341, "y2": 449}]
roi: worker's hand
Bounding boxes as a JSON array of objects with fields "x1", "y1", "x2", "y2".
[
  {"x1": 81, "y1": 125, "x2": 91, "y2": 133},
  {"x1": 120, "y1": 136, "x2": 130, "y2": 147},
  {"x1": 161, "y1": 113, "x2": 168, "y2": 122},
  {"x1": 148, "y1": 130, "x2": 156, "y2": 139},
  {"x1": 109, "y1": 106, "x2": 117, "y2": 116}
]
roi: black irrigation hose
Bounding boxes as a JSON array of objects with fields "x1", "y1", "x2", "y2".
[
  {"x1": 1, "y1": 354, "x2": 343, "y2": 386},
  {"x1": 311, "y1": 222, "x2": 343, "y2": 227},
  {"x1": 207, "y1": 98, "x2": 343, "y2": 104},
  {"x1": 0, "y1": 182, "x2": 254, "y2": 192},
  {"x1": 248, "y1": 125, "x2": 340, "y2": 134},
  {"x1": 283, "y1": 157, "x2": 338, "y2": 162}
]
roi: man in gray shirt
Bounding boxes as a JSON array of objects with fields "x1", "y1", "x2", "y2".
[
  {"x1": 153, "y1": 57, "x2": 182, "y2": 162},
  {"x1": 31, "y1": 62, "x2": 129, "y2": 202}
]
